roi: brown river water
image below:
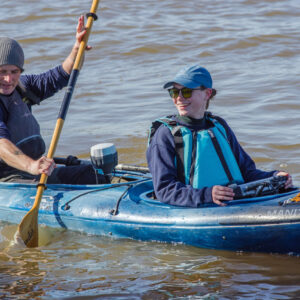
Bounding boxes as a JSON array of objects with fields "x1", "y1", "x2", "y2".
[{"x1": 1, "y1": 0, "x2": 300, "y2": 298}]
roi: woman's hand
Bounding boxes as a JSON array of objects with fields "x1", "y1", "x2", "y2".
[
  {"x1": 276, "y1": 171, "x2": 293, "y2": 189},
  {"x1": 212, "y1": 185, "x2": 235, "y2": 206}
]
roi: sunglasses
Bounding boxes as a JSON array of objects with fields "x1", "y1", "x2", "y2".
[{"x1": 167, "y1": 87, "x2": 205, "y2": 99}]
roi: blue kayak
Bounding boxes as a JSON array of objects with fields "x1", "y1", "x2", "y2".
[{"x1": 0, "y1": 168, "x2": 299, "y2": 254}]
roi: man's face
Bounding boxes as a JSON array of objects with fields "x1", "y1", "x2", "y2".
[{"x1": 0, "y1": 65, "x2": 22, "y2": 95}]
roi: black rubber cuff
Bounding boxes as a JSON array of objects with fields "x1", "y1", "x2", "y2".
[
  {"x1": 36, "y1": 183, "x2": 47, "y2": 190},
  {"x1": 86, "y1": 12, "x2": 98, "y2": 21}
]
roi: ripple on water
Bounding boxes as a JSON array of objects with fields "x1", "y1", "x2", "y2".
[{"x1": 1, "y1": 0, "x2": 300, "y2": 298}]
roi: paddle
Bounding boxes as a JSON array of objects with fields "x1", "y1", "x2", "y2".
[{"x1": 15, "y1": 0, "x2": 100, "y2": 248}]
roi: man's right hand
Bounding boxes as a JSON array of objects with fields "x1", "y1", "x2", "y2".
[{"x1": 28, "y1": 156, "x2": 56, "y2": 176}]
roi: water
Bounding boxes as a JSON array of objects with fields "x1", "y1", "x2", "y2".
[
  {"x1": 1, "y1": 226, "x2": 300, "y2": 299},
  {"x1": 1, "y1": 0, "x2": 300, "y2": 298}
]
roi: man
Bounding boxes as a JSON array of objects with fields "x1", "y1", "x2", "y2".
[{"x1": 0, "y1": 16, "x2": 105, "y2": 184}]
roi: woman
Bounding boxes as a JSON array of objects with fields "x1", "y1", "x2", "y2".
[{"x1": 147, "y1": 64, "x2": 292, "y2": 207}]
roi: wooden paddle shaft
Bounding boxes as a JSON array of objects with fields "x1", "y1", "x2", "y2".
[{"x1": 17, "y1": 0, "x2": 100, "y2": 248}]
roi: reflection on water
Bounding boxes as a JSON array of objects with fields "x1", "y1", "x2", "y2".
[
  {"x1": 1, "y1": 0, "x2": 300, "y2": 298},
  {"x1": 1, "y1": 226, "x2": 300, "y2": 299}
]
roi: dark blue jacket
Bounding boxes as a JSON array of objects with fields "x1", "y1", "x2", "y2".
[
  {"x1": 0, "y1": 65, "x2": 69, "y2": 139},
  {"x1": 146, "y1": 114, "x2": 276, "y2": 207}
]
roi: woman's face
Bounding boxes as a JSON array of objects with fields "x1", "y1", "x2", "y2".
[{"x1": 171, "y1": 83, "x2": 212, "y2": 119}]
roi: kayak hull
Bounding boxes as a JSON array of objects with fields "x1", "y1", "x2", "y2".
[{"x1": 1, "y1": 173, "x2": 300, "y2": 254}]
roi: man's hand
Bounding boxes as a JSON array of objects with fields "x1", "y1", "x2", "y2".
[
  {"x1": 62, "y1": 15, "x2": 92, "y2": 74},
  {"x1": 75, "y1": 15, "x2": 92, "y2": 51},
  {"x1": 28, "y1": 156, "x2": 56, "y2": 176}
]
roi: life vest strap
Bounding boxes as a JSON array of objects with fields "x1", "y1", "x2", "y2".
[
  {"x1": 207, "y1": 129, "x2": 234, "y2": 184},
  {"x1": 189, "y1": 131, "x2": 198, "y2": 186},
  {"x1": 0, "y1": 100, "x2": 9, "y2": 123},
  {"x1": 148, "y1": 117, "x2": 177, "y2": 145},
  {"x1": 172, "y1": 126, "x2": 186, "y2": 184}
]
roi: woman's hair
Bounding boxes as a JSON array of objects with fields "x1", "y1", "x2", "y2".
[{"x1": 201, "y1": 85, "x2": 217, "y2": 109}]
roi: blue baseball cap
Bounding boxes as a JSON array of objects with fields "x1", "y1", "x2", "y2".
[{"x1": 163, "y1": 65, "x2": 213, "y2": 89}]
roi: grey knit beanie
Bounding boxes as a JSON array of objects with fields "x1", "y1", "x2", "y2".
[{"x1": 0, "y1": 37, "x2": 24, "y2": 71}]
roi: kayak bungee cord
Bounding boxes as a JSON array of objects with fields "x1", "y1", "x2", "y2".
[
  {"x1": 61, "y1": 178, "x2": 150, "y2": 211},
  {"x1": 110, "y1": 184, "x2": 133, "y2": 216}
]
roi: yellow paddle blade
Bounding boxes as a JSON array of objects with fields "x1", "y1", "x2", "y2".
[
  {"x1": 15, "y1": 208, "x2": 39, "y2": 247},
  {"x1": 15, "y1": 181, "x2": 46, "y2": 247}
]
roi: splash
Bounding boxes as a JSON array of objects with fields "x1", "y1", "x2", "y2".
[{"x1": 1, "y1": 224, "x2": 62, "y2": 248}]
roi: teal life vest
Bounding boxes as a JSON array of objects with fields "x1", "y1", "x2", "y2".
[{"x1": 149, "y1": 115, "x2": 244, "y2": 188}]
